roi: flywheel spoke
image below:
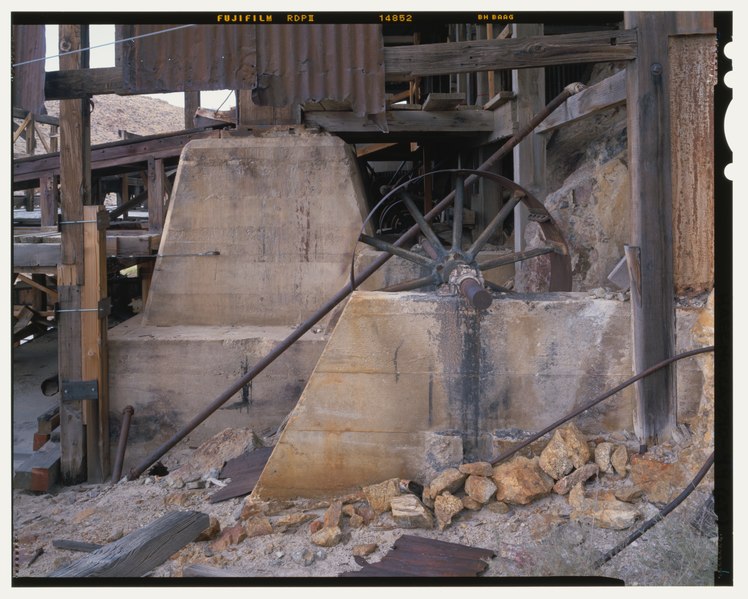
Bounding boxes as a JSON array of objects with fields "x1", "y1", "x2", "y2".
[
  {"x1": 360, "y1": 234, "x2": 435, "y2": 268},
  {"x1": 465, "y1": 190, "x2": 523, "y2": 261},
  {"x1": 379, "y1": 274, "x2": 439, "y2": 292},
  {"x1": 401, "y1": 191, "x2": 447, "y2": 258},
  {"x1": 477, "y1": 246, "x2": 555, "y2": 272},
  {"x1": 452, "y1": 175, "x2": 465, "y2": 251}
]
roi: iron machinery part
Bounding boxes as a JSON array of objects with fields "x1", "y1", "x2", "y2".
[
  {"x1": 111, "y1": 405, "x2": 134, "y2": 484},
  {"x1": 128, "y1": 84, "x2": 586, "y2": 481},
  {"x1": 353, "y1": 168, "x2": 572, "y2": 309}
]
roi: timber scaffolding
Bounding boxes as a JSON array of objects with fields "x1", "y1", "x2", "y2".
[{"x1": 10, "y1": 13, "x2": 721, "y2": 490}]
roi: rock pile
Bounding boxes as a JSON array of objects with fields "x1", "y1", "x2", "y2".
[{"x1": 164, "y1": 422, "x2": 707, "y2": 566}]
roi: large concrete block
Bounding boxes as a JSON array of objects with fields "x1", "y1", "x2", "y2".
[
  {"x1": 107, "y1": 315, "x2": 329, "y2": 469},
  {"x1": 254, "y1": 291, "x2": 705, "y2": 499},
  {"x1": 143, "y1": 132, "x2": 369, "y2": 326}
]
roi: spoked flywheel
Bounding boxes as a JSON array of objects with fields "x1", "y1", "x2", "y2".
[{"x1": 357, "y1": 169, "x2": 572, "y2": 310}]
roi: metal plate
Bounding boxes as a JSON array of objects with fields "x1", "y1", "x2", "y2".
[{"x1": 61, "y1": 380, "x2": 98, "y2": 402}]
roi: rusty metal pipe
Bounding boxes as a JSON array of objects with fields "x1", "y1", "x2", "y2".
[
  {"x1": 111, "y1": 405, "x2": 134, "y2": 483},
  {"x1": 490, "y1": 345, "x2": 715, "y2": 466},
  {"x1": 128, "y1": 86, "x2": 584, "y2": 481},
  {"x1": 459, "y1": 277, "x2": 493, "y2": 310}
]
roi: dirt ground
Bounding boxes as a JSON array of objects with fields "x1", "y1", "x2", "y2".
[{"x1": 12, "y1": 433, "x2": 719, "y2": 585}]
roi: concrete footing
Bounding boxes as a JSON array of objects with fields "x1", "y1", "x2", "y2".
[{"x1": 253, "y1": 291, "x2": 706, "y2": 499}]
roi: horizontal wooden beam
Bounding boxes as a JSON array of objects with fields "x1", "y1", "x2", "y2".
[
  {"x1": 536, "y1": 69, "x2": 626, "y2": 134},
  {"x1": 384, "y1": 29, "x2": 636, "y2": 80},
  {"x1": 45, "y1": 67, "x2": 126, "y2": 99},
  {"x1": 13, "y1": 108, "x2": 60, "y2": 126},
  {"x1": 304, "y1": 109, "x2": 495, "y2": 138},
  {"x1": 14, "y1": 128, "x2": 222, "y2": 187}
]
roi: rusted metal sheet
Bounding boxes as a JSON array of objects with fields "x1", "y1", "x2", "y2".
[
  {"x1": 210, "y1": 446, "x2": 273, "y2": 503},
  {"x1": 117, "y1": 24, "x2": 257, "y2": 93},
  {"x1": 341, "y1": 534, "x2": 495, "y2": 577},
  {"x1": 116, "y1": 24, "x2": 386, "y2": 125},
  {"x1": 12, "y1": 24, "x2": 46, "y2": 114},
  {"x1": 253, "y1": 24, "x2": 386, "y2": 122}
]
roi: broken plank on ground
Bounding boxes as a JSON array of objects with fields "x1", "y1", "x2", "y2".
[
  {"x1": 13, "y1": 441, "x2": 60, "y2": 492},
  {"x1": 49, "y1": 510, "x2": 210, "y2": 577},
  {"x1": 211, "y1": 446, "x2": 274, "y2": 503}
]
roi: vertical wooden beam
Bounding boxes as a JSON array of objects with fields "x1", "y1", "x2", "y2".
[
  {"x1": 512, "y1": 23, "x2": 546, "y2": 287},
  {"x1": 58, "y1": 23, "x2": 91, "y2": 484},
  {"x1": 668, "y1": 14, "x2": 716, "y2": 295},
  {"x1": 119, "y1": 174, "x2": 129, "y2": 219},
  {"x1": 625, "y1": 12, "x2": 676, "y2": 447},
  {"x1": 148, "y1": 157, "x2": 165, "y2": 232},
  {"x1": 184, "y1": 91, "x2": 201, "y2": 129},
  {"x1": 81, "y1": 205, "x2": 109, "y2": 482},
  {"x1": 40, "y1": 173, "x2": 59, "y2": 227},
  {"x1": 236, "y1": 90, "x2": 296, "y2": 127},
  {"x1": 25, "y1": 117, "x2": 36, "y2": 211}
]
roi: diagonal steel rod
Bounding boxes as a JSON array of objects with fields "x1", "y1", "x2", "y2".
[
  {"x1": 128, "y1": 85, "x2": 584, "y2": 480},
  {"x1": 360, "y1": 234, "x2": 435, "y2": 268}
]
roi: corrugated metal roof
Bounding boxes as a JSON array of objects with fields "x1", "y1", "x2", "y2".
[
  {"x1": 12, "y1": 25, "x2": 46, "y2": 114},
  {"x1": 253, "y1": 24, "x2": 386, "y2": 122},
  {"x1": 116, "y1": 24, "x2": 386, "y2": 125},
  {"x1": 117, "y1": 24, "x2": 257, "y2": 93}
]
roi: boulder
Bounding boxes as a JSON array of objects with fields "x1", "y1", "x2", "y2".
[
  {"x1": 594, "y1": 442, "x2": 615, "y2": 474},
  {"x1": 211, "y1": 523, "x2": 247, "y2": 552},
  {"x1": 427, "y1": 468, "x2": 467, "y2": 500},
  {"x1": 195, "y1": 516, "x2": 221, "y2": 541},
  {"x1": 615, "y1": 485, "x2": 644, "y2": 503},
  {"x1": 274, "y1": 512, "x2": 315, "y2": 531},
  {"x1": 630, "y1": 454, "x2": 687, "y2": 504},
  {"x1": 390, "y1": 495, "x2": 434, "y2": 529},
  {"x1": 323, "y1": 500, "x2": 343, "y2": 528},
  {"x1": 553, "y1": 463, "x2": 599, "y2": 495},
  {"x1": 539, "y1": 423, "x2": 591, "y2": 480},
  {"x1": 493, "y1": 456, "x2": 554, "y2": 505},
  {"x1": 569, "y1": 482, "x2": 639, "y2": 529},
  {"x1": 611, "y1": 445, "x2": 628, "y2": 477},
  {"x1": 464, "y1": 475, "x2": 497, "y2": 504},
  {"x1": 352, "y1": 543, "x2": 378, "y2": 557},
  {"x1": 362, "y1": 478, "x2": 401, "y2": 514},
  {"x1": 459, "y1": 462, "x2": 494, "y2": 477},
  {"x1": 434, "y1": 491, "x2": 463, "y2": 530},
  {"x1": 462, "y1": 496, "x2": 484, "y2": 511},
  {"x1": 245, "y1": 516, "x2": 273, "y2": 538},
  {"x1": 311, "y1": 525, "x2": 342, "y2": 547}
]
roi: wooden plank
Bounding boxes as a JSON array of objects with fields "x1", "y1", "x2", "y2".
[
  {"x1": 14, "y1": 129, "x2": 223, "y2": 186},
  {"x1": 58, "y1": 24, "x2": 89, "y2": 485},
  {"x1": 49, "y1": 511, "x2": 210, "y2": 577},
  {"x1": 668, "y1": 32, "x2": 716, "y2": 294},
  {"x1": 512, "y1": 24, "x2": 546, "y2": 275},
  {"x1": 422, "y1": 93, "x2": 465, "y2": 111},
  {"x1": 40, "y1": 173, "x2": 59, "y2": 227},
  {"x1": 81, "y1": 205, "x2": 109, "y2": 482},
  {"x1": 355, "y1": 143, "x2": 398, "y2": 158},
  {"x1": 184, "y1": 90, "x2": 201, "y2": 129},
  {"x1": 536, "y1": 70, "x2": 626, "y2": 134},
  {"x1": 14, "y1": 244, "x2": 61, "y2": 270},
  {"x1": 210, "y1": 446, "x2": 274, "y2": 503},
  {"x1": 237, "y1": 90, "x2": 296, "y2": 126},
  {"x1": 13, "y1": 113, "x2": 33, "y2": 144},
  {"x1": 384, "y1": 29, "x2": 637, "y2": 81},
  {"x1": 304, "y1": 109, "x2": 495, "y2": 135},
  {"x1": 52, "y1": 540, "x2": 103, "y2": 553},
  {"x1": 45, "y1": 66, "x2": 125, "y2": 99},
  {"x1": 37, "y1": 405, "x2": 61, "y2": 435},
  {"x1": 147, "y1": 158, "x2": 165, "y2": 232},
  {"x1": 16, "y1": 273, "x2": 58, "y2": 302},
  {"x1": 13, "y1": 107, "x2": 60, "y2": 126},
  {"x1": 625, "y1": 12, "x2": 676, "y2": 446},
  {"x1": 182, "y1": 564, "x2": 245, "y2": 577},
  {"x1": 13, "y1": 442, "x2": 61, "y2": 491},
  {"x1": 483, "y1": 90, "x2": 515, "y2": 111}
]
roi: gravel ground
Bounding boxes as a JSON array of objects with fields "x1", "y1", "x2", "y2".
[{"x1": 12, "y1": 438, "x2": 719, "y2": 585}]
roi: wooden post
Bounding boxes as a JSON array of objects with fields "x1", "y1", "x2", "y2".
[
  {"x1": 511, "y1": 24, "x2": 546, "y2": 288},
  {"x1": 668, "y1": 13, "x2": 716, "y2": 295},
  {"x1": 40, "y1": 173, "x2": 58, "y2": 227},
  {"x1": 147, "y1": 157, "x2": 165, "y2": 232},
  {"x1": 625, "y1": 12, "x2": 676, "y2": 447},
  {"x1": 236, "y1": 90, "x2": 296, "y2": 127},
  {"x1": 25, "y1": 116, "x2": 36, "y2": 211},
  {"x1": 58, "y1": 24, "x2": 91, "y2": 484},
  {"x1": 119, "y1": 174, "x2": 129, "y2": 219},
  {"x1": 81, "y1": 205, "x2": 109, "y2": 482},
  {"x1": 184, "y1": 91, "x2": 201, "y2": 129}
]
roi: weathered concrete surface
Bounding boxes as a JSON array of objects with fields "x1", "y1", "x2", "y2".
[
  {"x1": 107, "y1": 314, "x2": 328, "y2": 469},
  {"x1": 143, "y1": 131, "x2": 369, "y2": 326},
  {"x1": 254, "y1": 291, "x2": 706, "y2": 499}
]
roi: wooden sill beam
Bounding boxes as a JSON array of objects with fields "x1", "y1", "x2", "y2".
[
  {"x1": 384, "y1": 29, "x2": 636, "y2": 81},
  {"x1": 45, "y1": 66, "x2": 126, "y2": 99},
  {"x1": 536, "y1": 69, "x2": 627, "y2": 134}
]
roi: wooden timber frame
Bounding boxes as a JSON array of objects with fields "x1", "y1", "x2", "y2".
[{"x1": 18, "y1": 14, "x2": 717, "y2": 480}]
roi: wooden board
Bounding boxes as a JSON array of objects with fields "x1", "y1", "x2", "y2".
[
  {"x1": 536, "y1": 69, "x2": 626, "y2": 134},
  {"x1": 13, "y1": 442, "x2": 61, "y2": 491},
  {"x1": 422, "y1": 93, "x2": 465, "y2": 111},
  {"x1": 49, "y1": 511, "x2": 210, "y2": 577},
  {"x1": 384, "y1": 29, "x2": 637, "y2": 81},
  {"x1": 210, "y1": 446, "x2": 274, "y2": 503},
  {"x1": 483, "y1": 90, "x2": 515, "y2": 111}
]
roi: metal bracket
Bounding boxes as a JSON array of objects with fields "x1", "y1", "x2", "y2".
[{"x1": 61, "y1": 380, "x2": 99, "y2": 402}]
